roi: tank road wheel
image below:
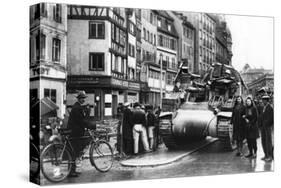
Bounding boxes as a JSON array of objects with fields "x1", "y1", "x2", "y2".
[{"x1": 222, "y1": 124, "x2": 236, "y2": 151}]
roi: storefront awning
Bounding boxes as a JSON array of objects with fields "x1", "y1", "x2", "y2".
[{"x1": 40, "y1": 97, "x2": 59, "y2": 117}]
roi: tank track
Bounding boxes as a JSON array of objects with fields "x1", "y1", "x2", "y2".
[{"x1": 161, "y1": 134, "x2": 179, "y2": 150}]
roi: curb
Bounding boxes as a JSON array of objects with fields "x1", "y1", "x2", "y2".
[{"x1": 120, "y1": 138, "x2": 218, "y2": 167}]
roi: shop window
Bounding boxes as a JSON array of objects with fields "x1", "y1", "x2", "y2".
[
  {"x1": 89, "y1": 53, "x2": 104, "y2": 71},
  {"x1": 89, "y1": 22, "x2": 105, "y2": 39},
  {"x1": 44, "y1": 88, "x2": 56, "y2": 103},
  {"x1": 52, "y1": 38, "x2": 61, "y2": 61}
]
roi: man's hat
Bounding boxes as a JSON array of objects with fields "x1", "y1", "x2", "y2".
[
  {"x1": 124, "y1": 102, "x2": 130, "y2": 107},
  {"x1": 76, "y1": 91, "x2": 88, "y2": 99},
  {"x1": 133, "y1": 102, "x2": 141, "y2": 108},
  {"x1": 258, "y1": 87, "x2": 266, "y2": 93}
]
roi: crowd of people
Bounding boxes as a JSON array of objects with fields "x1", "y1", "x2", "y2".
[
  {"x1": 120, "y1": 102, "x2": 161, "y2": 156},
  {"x1": 231, "y1": 94, "x2": 274, "y2": 162},
  {"x1": 62, "y1": 90, "x2": 274, "y2": 178}
]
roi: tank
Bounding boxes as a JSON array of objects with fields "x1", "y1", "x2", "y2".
[{"x1": 159, "y1": 62, "x2": 247, "y2": 150}]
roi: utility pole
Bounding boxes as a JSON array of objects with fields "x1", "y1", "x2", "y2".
[{"x1": 160, "y1": 54, "x2": 163, "y2": 109}]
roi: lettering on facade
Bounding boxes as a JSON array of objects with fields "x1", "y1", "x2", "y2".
[
  {"x1": 128, "y1": 82, "x2": 140, "y2": 90},
  {"x1": 32, "y1": 66, "x2": 50, "y2": 77},
  {"x1": 111, "y1": 78, "x2": 128, "y2": 87}
]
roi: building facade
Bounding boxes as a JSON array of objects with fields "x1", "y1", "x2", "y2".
[
  {"x1": 240, "y1": 64, "x2": 272, "y2": 86},
  {"x1": 67, "y1": 6, "x2": 132, "y2": 119},
  {"x1": 154, "y1": 10, "x2": 179, "y2": 94},
  {"x1": 212, "y1": 15, "x2": 232, "y2": 66},
  {"x1": 169, "y1": 12, "x2": 196, "y2": 73},
  {"x1": 180, "y1": 12, "x2": 216, "y2": 75},
  {"x1": 30, "y1": 3, "x2": 67, "y2": 118},
  {"x1": 126, "y1": 9, "x2": 141, "y2": 104},
  {"x1": 247, "y1": 73, "x2": 274, "y2": 97},
  {"x1": 198, "y1": 13, "x2": 216, "y2": 75},
  {"x1": 139, "y1": 9, "x2": 160, "y2": 106}
]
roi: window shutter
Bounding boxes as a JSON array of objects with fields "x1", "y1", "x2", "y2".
[
  {"x1": 53, "y1": 6, "x2": 55, "y2": 21},
  {"x1": 101, "y1": 23, "x2": 105, "y2": 38}
]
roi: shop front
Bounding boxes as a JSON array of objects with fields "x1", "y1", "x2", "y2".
[
  {"x1": 127, "y1": 81, "x2": 141, "y2": 105},
  {"x1": 67, "y1": 75, "x2": 129, "y2": 120}
]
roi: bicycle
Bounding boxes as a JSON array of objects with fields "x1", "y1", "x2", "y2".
[
  {"x1": 30, "y1": 136, "x2": 40, "y2": 180},
  {"x1": 40, "y1": 127, "x2": 114, "y2": 183}
]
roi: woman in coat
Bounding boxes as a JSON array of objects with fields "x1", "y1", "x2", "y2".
[
  {"x1": 231, "y1": 96, "x2": 246, "y2": 156},
  {"x1": 243, "y1": 97, "x2": 259, "y2": 158}
]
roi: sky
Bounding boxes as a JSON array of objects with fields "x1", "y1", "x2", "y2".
[{"x1": 225, "y1": 14, "x2": 274, "y2": 72}]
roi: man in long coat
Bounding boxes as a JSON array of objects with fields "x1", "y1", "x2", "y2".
[
  {"x1": 260, "y1": 95, "x2": 274, "y2": 162},
  {"x1": 67, "y1": 91, "x2": 89, "y2": 177},
  {"x1": 122, "y1": 102, "x2": 133, "y2": 155}
]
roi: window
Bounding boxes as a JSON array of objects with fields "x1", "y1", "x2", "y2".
[
  {"x1": 36, "y1": 32, "x2": 46, "y2": 60},
  {"x1": 171, "y1": 39, "x2": 176, "y2": 50},
  {"x1": 89, "y1": 22, "x2": 105, "y2": 39},
  {"x1": 154, "y1": 34, "x2": 156, "y2": 45},
  {"x1": 167, "y1": 73, "x2": 173, "y2": 85},
  {"x1": 52, "y1": 38, "x2": 61, "y2": 61},
  {"x1": 147, "y1": 31, "x2": 149, "y2": 41},
  {"x1": 89, "y1": 53, "x2": 104, "y2": 71},
  {"x1": 157, "y1": 18, "x2": 161, "y2": 27},
  {"x1": 143, "y1": 28, "x2": 146, "y2": 40},
  {"x1": 120, "y1": 30, "x2": 126, "y2": 46},
  {"x1": 150, "y1": 13, "x2": 153, "y2": 24},
  {"x1": 172, "y1": 58, "x2": 176, "y2": 69},
  {"x1": 129, "y1": 22, "x2": 135, "y2": 35},
  {"x1": 53, "y1": 4, "x2": 62, "y2": 23},
  {"x1": 167, "y1": 24, "x2": 171, "y2": 31},
  {"x1": 150, "y1": 33, "x2": 153, "y2": 43},
  {"x1": 34, "y1": 3, "x2": 47, "y2": 19},
  {"x1": 159, "y1": 35, "x2": 163, "y2": 46},
  {"x1": 44, "y1": 89, "x2": 56, "y2": 103},
  {"x1": 129, "y1": 44, "x2": 135, "y2": 57}
]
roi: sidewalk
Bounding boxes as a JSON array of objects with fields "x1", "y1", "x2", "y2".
[{"x1": 120, "y1": 137, "x2": 218, "y2": 167}]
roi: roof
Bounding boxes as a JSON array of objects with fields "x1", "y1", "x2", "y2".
[{"x1": 153, "y1": 10, "x2": 174, "y2": 21}]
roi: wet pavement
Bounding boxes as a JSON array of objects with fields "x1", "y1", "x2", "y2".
[
  {"x1": 121, "y1": 137, "x2": 217, "y2": 167},
  {"x1": 41, "y1": 137, "x2": 273, "y2": 185}
]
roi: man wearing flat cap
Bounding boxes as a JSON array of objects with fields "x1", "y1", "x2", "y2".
[
  {"x1": 67, "y1": 91, "x2": 90, "y2": 177},
  {"x1": 260, "y1": 95, "x2": 274, "y2": 162}
]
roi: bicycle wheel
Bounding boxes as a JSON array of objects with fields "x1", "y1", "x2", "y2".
[
  {"x1": 40, "y1": 143, "x2": 73, "y2": 183},
  {"x1": 89, "y1": 140, "x2": 113, "y2": 172},
  {"x1": 30, "y1": 142, "x2": 40, "y2": 179}
]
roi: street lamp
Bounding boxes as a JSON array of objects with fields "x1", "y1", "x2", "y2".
[{"x1": 160, "y1": 53, "x2": 163, "y2": 109}]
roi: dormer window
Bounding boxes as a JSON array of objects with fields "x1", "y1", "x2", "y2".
[
  {"x1": 168, "y1": 24, "x2": 171, "y2": 31},
  {"x1": 157, "y1": 18, "x2": 161, "y2": 27}
]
